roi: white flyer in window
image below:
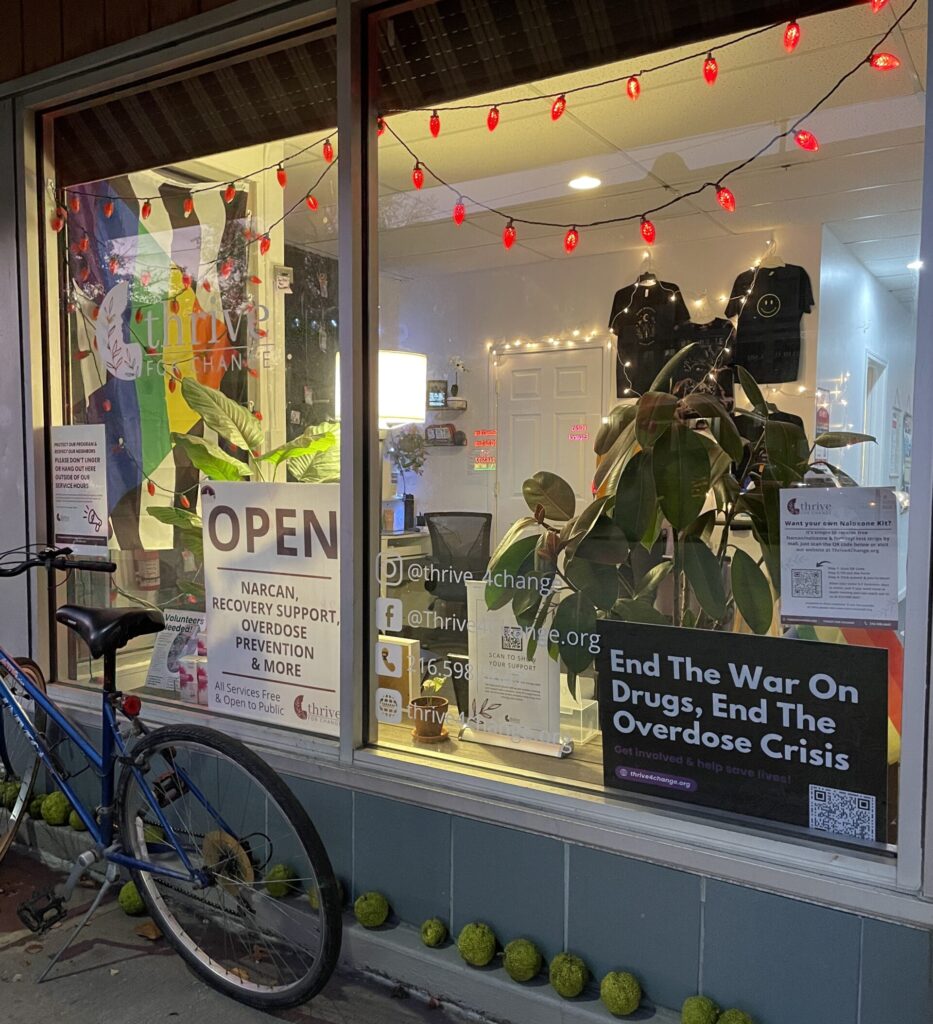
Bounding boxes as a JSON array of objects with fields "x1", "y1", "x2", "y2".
[
  {"x1": 201, "y1": 481, "x2": 340, "y2": 735},
  {"x1": 779, "y1": 486, "x2": 898, "y2": 629},
  {"x1": 51, "y1": 424, "x2": 109, "y2": 557}
]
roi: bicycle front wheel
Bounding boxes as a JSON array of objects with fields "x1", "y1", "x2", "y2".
[
  {"x1": 115, "y1": 725, "x2": 341, "y2": 1009},
  {"x1": 0, "y1": 658, "x2": 49, "y2": 864}
]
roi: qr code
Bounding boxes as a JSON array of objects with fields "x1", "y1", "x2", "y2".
[
  {"x1": 792, "y1": 569, "x2": 822, "y2": 599},
  {"x1": 501, "y1": 626, "x2": 524, "y2": 652},
  {"x1": 809, "y1": 785, "x2": 876, "y2": 840}
]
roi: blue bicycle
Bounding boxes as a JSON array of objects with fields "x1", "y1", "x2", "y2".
[{"x1": 0, "y1": 546, "x2": 341, "y2": 1009}]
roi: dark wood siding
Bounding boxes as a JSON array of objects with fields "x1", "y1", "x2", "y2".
[{"x1": 2, "y1": 0, "x2": 239, "y2": 83}]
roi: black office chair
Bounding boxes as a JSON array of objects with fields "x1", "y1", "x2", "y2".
[{"x1": 422, "y1": 512, "x2": 492, "y2": 605}]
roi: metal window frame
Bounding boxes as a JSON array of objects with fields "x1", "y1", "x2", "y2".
[{"x1": 2, "y1": 0, "x2": 931, "y2": 924}]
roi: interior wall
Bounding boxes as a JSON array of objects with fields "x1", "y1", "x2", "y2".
[{"x1": 386, "y1": 225, "x2": 824, "y2": 534}]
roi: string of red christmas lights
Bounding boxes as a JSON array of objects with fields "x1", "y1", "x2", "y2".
[{"x1": 381, "y1": 0, "x2": 914, "y2": 254}]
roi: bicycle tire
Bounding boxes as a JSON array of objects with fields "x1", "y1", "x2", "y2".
[
  {"x1": 0, "y1": 658, "x2": 49, "y2": 864},
  {"x1": 115, "y1": 724, "x2": 342, "y2": 1009}
]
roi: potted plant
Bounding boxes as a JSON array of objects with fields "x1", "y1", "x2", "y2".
[
  {"x1": 485, "y1": 346, "x2": 875, "y2": 676},
  {"x1": 409, "y1": 676, "x2": 449, "y2": 741},
  {"x1": 388, "y1": 426, "x2": 428, "y2": 528}
]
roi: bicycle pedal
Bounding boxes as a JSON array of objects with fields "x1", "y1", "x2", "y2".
[{"x1": 17, "y1": 890, "x2": 67, "y2": 934}]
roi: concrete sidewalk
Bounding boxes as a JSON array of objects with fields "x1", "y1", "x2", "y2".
[{"x1": 0, "y1": 852, "x2": 462, "y2": 1024}]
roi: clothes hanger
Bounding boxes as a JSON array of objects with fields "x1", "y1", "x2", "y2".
[
  {"x1": 757, "y1": 237, "x2": 786, "y2": 269},
  {"x1": 637, "y1": 249, "x2": 657, "y2": 285},
  {"x1": 689, "y1": 290, "x2": 715, "y2": 323}
]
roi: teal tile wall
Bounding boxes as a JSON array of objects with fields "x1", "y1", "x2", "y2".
[{"x1": 567, "y1": 845, "x2": 702, "y2": 1009}]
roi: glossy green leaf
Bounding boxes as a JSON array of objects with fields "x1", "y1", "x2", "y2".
[
  {"x1": 613, "y1": 450, "x2": 657, "y2": 543},
  {"x1": 526, "y1": 591, "x2": 555, "y2": 661},
  {"x1": 147, "y1": 506, "x2": 203, "y2": 557},
  {"x1": 259, "y1": 424, "x2": 338, "y2": 467},
  {"x1": 736, "y1": 366, "x2": 768, "y2": 417},
  {"x1": 522, "y1": 471, "x2": 577, "y2": 521},
  {"x1": 683, "y1": 509, "x2": 716, "y2": 544},
  {"x1": 171, "y1": 433, "x2": 249, "y2": 481},
  {"x1": 814, "y1": 431, "x2": 876, "y2": 449},
  {"x1": 594, "y1": 404, "x2": 637, "y2": 455},
  {"x1": 682, "y1": 538, "x2": 727, "y2": 622},
  {"x1": 181, "y1": 376, "x2": 263, "y2": 452},
  {"x1": 632, "y1": 560, "x2": 672, "y2": 601},
  {"x1": 681, "y1": 394, "x2": 745, "y2": 462},
  {"x1": 652, "y1": 423, "x2": 711, "y2": 530},
  {"x1": 731, "y1": 548, "x2": 774, "y2": 635},
  {"x1": 635, "y1": 392, "x2": 678, "y2": 448},
  {"x1": 489, "y1": 516, "x2": 538, "y2": 566},
  {"x1": 650, "y1": 342, "x2": 698, "y2": 392},
  {"x1": 593, "y1": 418, "x2": 638, "y2": 495},
  {"x1": 512, "y1": 587, "x2": 542, "y2": 627},
  {"x1": 565, "y1": 557, "x2": 619, "y2": 611},
  {"x1": 485, "y1": 535, "x2": 538, "y2": 610},
  {"x1": 765, "y1": 420, "x2": 809, "y2": 483},
  {"x1": 552, "y1": 591, "x2": 598, "y2": 673},
  {"x1": 573, "y1": 518, "x2": 629, "y2": 565},
  {"x1": 610, "y1": 597, "x2": 670, "y2": 625}
]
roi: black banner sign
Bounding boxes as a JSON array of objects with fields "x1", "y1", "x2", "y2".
[{"x1": 595, "y1": 622, "x2": 888, "y2": 843}]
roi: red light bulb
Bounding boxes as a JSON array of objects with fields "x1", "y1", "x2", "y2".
[
  {"x1": 429, "y1": 110, "x2": 441, "y2": 137},
  {"x1": 503, "y1": 220, "x2": 517, "y2": 250},
  {"x1": 78, "y1": 236, "x2": 89, "y2": 253},
  {"x1": 703, "y1": 53, "x2": 719, "y2": 85},
  {"x1": 69, "y1": 194, "x2": 81, "y2": 213},
  {"x1": 276, "y1": 165, "x2": 287, "y2": 187},
  {"x1": 716, "y1": 186, "x2": 736, "y2": 213},
  {"x1": 50, "y1": 207, "x2": 66, "y2": 232},
  {"x1": 453, "y1": 199, "x2": 466, "y2": 225},
  {"x1": 869, "y1": 52, "x2": 901, "y2": 71},
  {"x1": 180, "y1": 494, "x2": 191, "y2": 509},
  {"x1": 103, "y1": 199, "x2": 114, "y2": 218},
  {"x1": 564, "y1": 227, "x2": 580, "y2": 254},
  {"x1": 306, "y1": 194, "x2": 318, "y2": 211},
  {"x1": 146, "y1": 480, "x2": 155, "y2": 497},
  {"x1": 377, "y1": 117, "x2": 385, "y2": 136},
  {"x1": 870, "y1": 0, "x2": 890, "y2": 11},
  {"x1": 322, "y1": 138, "x2": 334, "y2": 163},
  {"x1": 412, "y1": 163, "x2": 425, "y2": 189},
  {"x1": 794, "y1": 129, "x2": 820, "y2": 152},
  {"x1": 224, "y1": 183, "x2": 236, "y2": 204},
  {"x1": 487, "y1": 106, "x2": 500, "y2": 131},
  {"x1": 626, "y1": 76, "x2": 641, "y2": 101},
  {"x1": 170, "y1": 299, "x2": 180, "y2": 314},
  {"x1": 181, "y1": 272, "x2": 192, "y2": 289},
  {"x1": 135, "y1": 308, "x2": 143, "y2": 323},
  {"x1": 254, "y1": 410, "x2": 263, "y2": 421},
  {"x1": 250, "y1": 275, "x2": 262, "y2": 285},
  {"x1": 201, "y1": 280, "x2": 211, "y2": 292},
  {"x1": 79, "y1": 266, "x2": 90, "y2": 282},
  {"x1": 783, "y1": 21, "x2": 801, "y2": 53},
  {"x1": 102, "y1": 399, "x2": 112, "y2": 412},
  {"x1": 109, "y1": 257, "x2": 119, "y2": 274},
  {"x1": 220, "y1": 258, "x2": 233, "y2": 277},
  {"x1": 641, "y1": 217, "x2": 656, "y2": 245},
  {"x1": 140, "y1": 271, "x2": 151, "y2": 286},
  {"x1": 168, "y1": 377, "x2": 176, "y2": 393},
  {"x1": 551, "y1": 95, "x2": 567, "y2": 121},
  {"x1": 141, "y1": 200, "x2": 151, "y2": 220},
  {"x1": 259, "y1": 234, "x2": 271, "y2": 255},
  {"x1": 183, "y1": 196, "x2": 194, "y2": 218}
]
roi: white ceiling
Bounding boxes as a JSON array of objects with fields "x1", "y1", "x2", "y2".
[{"x1": 204, "y1": 3, "x2": 929, "y2": 307}]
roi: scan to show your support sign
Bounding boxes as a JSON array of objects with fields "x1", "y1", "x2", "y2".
[
  {"x1": 595, "y1": 622, "x2": 888, "y2": 843},
  {"x1": 201, "y1": 482, "x2": 339, "y2": 736}
]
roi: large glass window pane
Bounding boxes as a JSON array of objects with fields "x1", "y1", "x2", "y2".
[
  {"x1": 368, "y1": 0, "x2": 926, "y2": 850},
  {"x1": 54, "y1": 49, "x2": 341, "y2": 737}
]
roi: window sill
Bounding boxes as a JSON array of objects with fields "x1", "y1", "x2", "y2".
[{"x1": 49, "y1": 683, "x2": 933, "y2": 928}]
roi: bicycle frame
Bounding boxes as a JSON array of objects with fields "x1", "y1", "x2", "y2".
[{"x1": 0, "y1": 647, "x2": 220, "y2": 885}]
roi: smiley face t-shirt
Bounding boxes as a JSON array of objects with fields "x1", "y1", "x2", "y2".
[{"x1": 725, "y1": 264, "x2": 814, "y2": 383}]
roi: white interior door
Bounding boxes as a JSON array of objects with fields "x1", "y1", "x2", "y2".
[{"x1": 495, "y1": 345, "x2": 607, "y2": 540}]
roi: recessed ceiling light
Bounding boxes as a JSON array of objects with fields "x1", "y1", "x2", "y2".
[
  {"x1": 568, "y1": 175, "x2": 601, "y2": 190},
  {"x1": 907, "y1": 259, "x2": 924, "y2": 270}
]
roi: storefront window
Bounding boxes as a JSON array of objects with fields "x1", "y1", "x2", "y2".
[
  {"x1": 53, "y1": 37, "x2": 343, "y2": 737},
  {"x1": 369, "y1": 0, "x2": 926, "y2": 850}
]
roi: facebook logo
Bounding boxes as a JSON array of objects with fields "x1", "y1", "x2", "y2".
[{"x1": 377, "y1": 597, "x2": 403, "y2": 632}]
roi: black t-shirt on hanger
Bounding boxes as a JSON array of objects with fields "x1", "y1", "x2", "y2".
[
  {"x1": 671, "y1": 318, "x2": 735, "y2": 404},
  {"x1": 725, "y1": 264, "x2": 814, "y2": 384},
  {"x1": 608, "y1": 279, "x2": 690, "y2": 396}
]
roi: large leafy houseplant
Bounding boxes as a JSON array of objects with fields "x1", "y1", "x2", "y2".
[{"x1": 485, "y1": 344, "x2": 874, "y2": 675}]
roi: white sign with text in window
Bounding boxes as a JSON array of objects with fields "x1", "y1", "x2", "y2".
[
  {"x1": 779, "y1": 486, "x2": 898, "y2": 629},
  {"x1": 465, "y1": 579, "x2": 563, "y2": 755},
  {"x1": 201, "y1": 482, "x2": 340, "y2": 735},
  {"x1": 51, "y1": 424, "x2": 109, "y2": 557}
]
